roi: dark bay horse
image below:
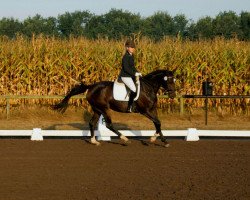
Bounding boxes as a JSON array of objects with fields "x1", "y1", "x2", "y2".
[{"x1": 53, "y1": 70, "x2": 176, "y2": 147}]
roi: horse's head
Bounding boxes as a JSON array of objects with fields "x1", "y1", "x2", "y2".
[{"x1": 161, "y1": 71, "x2": 176, "y2": 99}]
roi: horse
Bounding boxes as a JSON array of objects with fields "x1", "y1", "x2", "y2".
[{"x1": 53, "y1": 69, "x2": 176, "y2": 147}]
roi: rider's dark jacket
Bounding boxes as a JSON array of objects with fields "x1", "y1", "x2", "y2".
[{"x1": 119, "y1": 51, "x2": 138, "y2": 79}]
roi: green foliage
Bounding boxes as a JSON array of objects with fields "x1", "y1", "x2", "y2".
[
  {"x1": 0, "y1": 9, "x2": 249, "y2": 41},
  {"x1": 212, "y1": 11, "x2": 242, "y2": 39},
  {"x1": 22, "y1": 14, "x2": 55, "y2": 37},
  {"x1": 142, "y1": 11, "x2": 174, "y2": 40},
  {"x1": 57, "y1": 11, "x2": 92, "y2": 37},
  {"x1": 240, "y1": 12, "x2": 250, "y2": 40},
  {"x1": 194, "y1": 16, "x2": 214, "y2": 39},
  {"x1": 85, "y1": 9, "x2": 142, "y2": 39},
  {"x1": 0, "y1": 17, "x2": 22, "y2": 38},
  {"x1": 172, "y1": 14, "x2": 189, "y2": 36}
]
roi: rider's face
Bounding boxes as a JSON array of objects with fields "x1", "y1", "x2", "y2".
[{"x1": 127, "y1": 47, "x2": 135, "y2": 54}]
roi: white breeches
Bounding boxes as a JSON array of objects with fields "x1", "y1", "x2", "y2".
[{"x1": 121, "y1": 77, "x2": 136, "y2": 92}]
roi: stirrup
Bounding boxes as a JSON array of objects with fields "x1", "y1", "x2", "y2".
[{"x1": 126, "y1": 106, "x2": 132, "y2": 113}]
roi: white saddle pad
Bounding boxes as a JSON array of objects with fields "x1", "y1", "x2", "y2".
[{"x1": 113, "y1": 80, "x2": 140, "y2": 101}]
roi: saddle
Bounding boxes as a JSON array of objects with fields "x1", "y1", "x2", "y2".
[{"x1": 113, "y1": 78, "x2": 140, "y2": 101}]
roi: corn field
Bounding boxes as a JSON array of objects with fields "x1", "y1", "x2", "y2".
[{"x1": 0, "y1": 35, "x2": 249, "y2": 115}]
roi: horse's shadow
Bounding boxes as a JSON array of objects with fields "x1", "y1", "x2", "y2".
[
  {"x1": 107, "y1": 139, "x2": 151, "y2": 147},
  {"x1": 45, "y1": 121, "x2": 132, "y2": 131},
  {"x1": 44, "y1": 122, "x2": 163, "y2": 147},
  {"x1": 107, "y1": 138, "x2": 165, "y2": 147},
  {"x1": 45, "y1": 123, "x2": 88, "y2": 130}
]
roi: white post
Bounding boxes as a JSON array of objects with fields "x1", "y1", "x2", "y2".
[
  {"x1": 31, "y1": 128, "x2": 43, "y2": 141},
  {"x1": 97, "y1": 115, "x2": 111, "y2": 141},
  {"x1": 185, "y1": 128, "x2": 199, "y2": 141}
]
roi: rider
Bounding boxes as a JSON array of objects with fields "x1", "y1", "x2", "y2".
[{"x1": 119, "y1": 40, "x2": 142, "y2": 112}]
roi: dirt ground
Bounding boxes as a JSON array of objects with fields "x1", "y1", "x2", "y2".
[
  {"x1": 0, "y1": 107, "x2": 249, "y2": 200},
  {"x1": 0, "y1": 139, "x2": 249, "y2": 200}
]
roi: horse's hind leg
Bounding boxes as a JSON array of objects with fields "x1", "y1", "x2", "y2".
[
  {"x1": 89, "y1": 111, "x2": 101, "y2": 145},
  {"x1": 102, "y1": 110, "x2": 131, "y2": 144}
]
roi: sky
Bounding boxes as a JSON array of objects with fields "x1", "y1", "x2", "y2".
[{"x1": 0, "y1": 0, "x2": 249, "y2": 22}]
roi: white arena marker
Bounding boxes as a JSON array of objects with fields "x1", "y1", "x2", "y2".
[
  {"x1": 97, "y1": 115, "x2": 111, "y2": 141},
  {"x1": 31, "y1": 128, "x2": 43, "y2": 141},
  {"x1": 185, "y1": 128, "x2": 199, "y2": 141}
]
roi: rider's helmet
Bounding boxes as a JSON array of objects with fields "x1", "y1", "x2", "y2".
[{"x1": 125, "y1": 40, "x2": 136, "y2": 48}]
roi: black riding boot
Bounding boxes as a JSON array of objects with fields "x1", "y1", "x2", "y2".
[{"x1": 127, "y1": 92, "x2": 136, "y2": 113}]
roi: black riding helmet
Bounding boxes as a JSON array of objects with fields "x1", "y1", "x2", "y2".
[{"x1": 125, "y1": 40, "x2": 136, "y2": 48}]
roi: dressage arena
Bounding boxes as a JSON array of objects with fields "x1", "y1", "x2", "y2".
[
  {"x1": 0, "y1": 139, "x2": 249, "y2": 200},
  {"x1": 0, "y1": 108, "x2": 249, "y2": 200}
]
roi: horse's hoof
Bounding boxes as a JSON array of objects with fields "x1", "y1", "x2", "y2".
[
  {"x1": 91, "y1": 142, "x2": 101, "y2": 146},
  {"x1": 121, "y1": 139, "x2": 131, "y2": 146},
  {"x1": 90, "y1": 138, "x2": 101, "y2": 146},
  {"x1": 125, "y1": 140, "x2": 131, "y2": 144},
  {"x1": 150, "y1": 133, "x2": 160, "y2": 143},
  {"x1": 120, "y1": 135, "x2": 129, "y2": 142},
  {"x1": 164, "y1": 143, "x2": 170, "y2": 148},
  {"x1": 150, "y1": 136, "x2": 157, "y2": 143},
  {"x1": 122, "y1": 140, "x2": 131, "y2": 146}
]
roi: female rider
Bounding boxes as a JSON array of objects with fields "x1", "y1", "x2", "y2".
[{"x1": 118, "y1": 40, "x2": 141, "y2": 112}]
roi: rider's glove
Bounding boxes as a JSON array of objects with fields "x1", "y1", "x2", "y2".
[{"x1": 135, "y1": 72, "x2": 142, "y2": 77}]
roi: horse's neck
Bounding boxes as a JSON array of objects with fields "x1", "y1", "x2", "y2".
[{"x1": 142, "y1": 76, "x2": 162, "y2": 94}]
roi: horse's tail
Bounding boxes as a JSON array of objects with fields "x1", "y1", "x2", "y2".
[{"x1": 53, "y1": 82, "x2": 89, "y2": 113}]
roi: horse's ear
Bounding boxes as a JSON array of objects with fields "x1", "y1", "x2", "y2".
[
  {"x1": 172, "y1": 67, "x2": 181, "y2": 79},
  {"x1": 171, "y1": 67, "x2": 177, "y2": 74},
  {"x1": 166, "y1": 66, "x2": 177, "y2": 75}
]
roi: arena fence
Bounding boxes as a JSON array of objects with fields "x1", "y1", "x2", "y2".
[
  {"x1": 0, "y1": 115, "x2": 250, "y2": 141},
  {"x1": 0, "y1": 94, "x2": 178, "y2": 119},
  {"x1": 183, "y1": 95, "x2": 250, "y2": 125},
  {"x1": 1, "y1": 94, "x2": 249, "y2": 120},
  {"x1": 0, "y1": 95, "x2": 86, "y2": 119}
]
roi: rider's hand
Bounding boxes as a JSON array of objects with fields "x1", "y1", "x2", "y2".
[{"x1": 135, "y1": 72, "x2": 142, "y2": 77}]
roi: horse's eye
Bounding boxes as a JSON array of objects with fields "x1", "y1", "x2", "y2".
[{"x1": 164, "y1": 76, "x2": 168, "y2": 81}]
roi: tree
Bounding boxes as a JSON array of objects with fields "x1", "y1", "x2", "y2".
[
  {"x1": 195, "y1": 16, "x2": 214, "y2": 39},
  {"x1": 57, "y1": 11, "x2": 92, "y2": 37},
  {"x1": 104, "y1": 9, "x2": 142, "y2": 39},
  {"x1": 43, "y1": 17, "x2": 59, "y2": 37},
  {"x1": 143, "y1": 11, "x2": 174, "y2": 40},
  {"x1": 173, "y1": 14, "x2": 189, "y2": 37},
  {"x1": 1, "y1": 10, "x2": 249, "y2": 40},
  {"x1": 22, "y1": 14, "x2": 58, "y2": 37},
  {"x1": 0, "y1": 17, "x2": 22, "y2": 38},
  {"x1": 84, "y1": 15, "x2": 106, "y2": 39},
  {"x1": 212, "y1": 11, "x2": 242, "y2": 39},
  {"x1": 85, "y1": 9, "x2": 142, "y2": 39},
  {"x1": 185, "y1": 21, "x2": 197, "y2": 40},
  {"x1": 239, "y1": 11, "x2": 250, "y2": 40}
]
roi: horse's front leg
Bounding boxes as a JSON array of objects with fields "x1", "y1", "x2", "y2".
[
  {"x1": 149, "y1": 118, "x2": 161, "y2": 143},
  {"x1": 158, "y1": 131, "x2": 170, "y2": 148},
  {"x1": 150, "y1": 132, "x2": 160, "y2": 143},
  {"x1": 143, "y1": 110, "x2": 170, "y2": 147},
  {"x1": 150, "y1": 120, "x2": 170, "y2": 147}
]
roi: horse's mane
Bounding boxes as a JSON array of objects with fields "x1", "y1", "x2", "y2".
[{"x1": 143, "y1": 70, "x2": 173, "y2": 81}]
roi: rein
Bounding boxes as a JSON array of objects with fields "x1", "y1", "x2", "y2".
[{"x1": 141, "y1": 71, "x2": 167, "y2": 92}]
